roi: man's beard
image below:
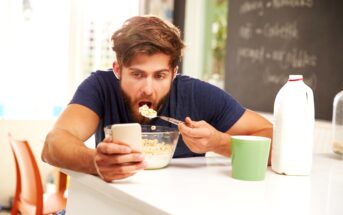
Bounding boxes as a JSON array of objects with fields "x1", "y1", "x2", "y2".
[{"x1": 120, "y1": 85, "x2": 171, "y2": 124}]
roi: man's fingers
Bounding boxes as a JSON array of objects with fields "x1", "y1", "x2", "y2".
[
  {"x1": 181, "y1": 134, "x2": 207, "y2": 147},
  {"x1": 179, "y1": 117, "x2": 217, "y2": 153},
  {"x1": 102, "y1": 172, "x2": 135, "y2": 182},
  {"x1": 103, "y1": 135, "x2": 112, "y2": 143},
  {"x1": 98, "y1": 161, "x2": 147, "y2": 181},
  {"x1": 184, "y1": 117, "x2": 193, "y2": 127},
  {"x1": 181, "y1": 136, "x2": 205, "y2": 153},
  {"x1": 101, "y1": 161, "x2": 146, "y2": 174},
  {"x1": 95, "y1": 152, "x2": 145, "y2": 166},
  {"x1": 184, "y1": 117, "x2": 206, "y2": 128},
  {"x1": 179, "y1": 123, "x2": 211, "y2": 138},
  {"x1": 110, "y1": 173, "x2": 135, "y2": 181},
  {"x1": 97, "y1": 142, "x2": 132, "y2": 155}
]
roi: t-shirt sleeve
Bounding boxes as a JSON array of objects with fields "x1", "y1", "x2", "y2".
[
  {"x1": 69, "y1": 72, "x2": 104, "y2": 117},
  {"x1": 194, "y1": 80, "x2": 246, "y2": 132}
]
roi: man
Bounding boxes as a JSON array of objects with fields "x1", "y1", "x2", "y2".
[{"x1": 41, "y1": 15, "x2": 272, "y2": 182}]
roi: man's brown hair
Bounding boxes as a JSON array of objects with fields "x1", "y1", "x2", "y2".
[{"x1": 111, "y1": 15, "x2": 185, "y2": 69}]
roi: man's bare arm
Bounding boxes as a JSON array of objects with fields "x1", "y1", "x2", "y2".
[
  {"x1": 213, "y1": 109, "x2": 273, "y2": 162},
  {"x1": 41, "y1": 104, "x2": 100, "y2": 174},
  {"x1": 178, "y1": 109, "x2": 272, "y2": 158}
]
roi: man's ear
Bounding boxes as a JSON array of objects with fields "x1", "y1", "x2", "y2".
[
  {"x1": 113, "y1": 62, "x2": 120, "y2": 80},
  {"x1": 173, "y1": 66, "x2": 178, "y2": 80}
]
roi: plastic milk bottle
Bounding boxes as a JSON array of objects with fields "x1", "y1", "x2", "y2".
[
  {"x1": 272, "y1": 75, "x2": 315, "y2": 175},
  {"x1": 332, "y1": 90, "x2": 343, "y2": 157}
]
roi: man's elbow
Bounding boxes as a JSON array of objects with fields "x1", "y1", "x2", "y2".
[
  {"x1": 41, "y1": 132, "x2": 56, "y2": 165},
  {"x1": 41, "y1": 143, "x2": 49, "y2": 163}
]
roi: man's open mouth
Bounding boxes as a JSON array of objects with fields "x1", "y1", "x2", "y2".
[{"x1": 138, "y1": 101, "x2": 152, "y2": 108}]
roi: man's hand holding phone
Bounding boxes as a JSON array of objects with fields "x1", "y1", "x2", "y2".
[{"x1": 94, "y1": 123, "x2": 147, "y2": 182}]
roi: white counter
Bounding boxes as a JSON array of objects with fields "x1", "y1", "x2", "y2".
[{"x1": 63, "y1": 154, "x2": 343, "y2": 215}]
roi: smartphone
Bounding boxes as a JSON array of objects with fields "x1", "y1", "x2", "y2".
[{"x1": 110, "y1": 123, "x2": 142, "y2": 152}]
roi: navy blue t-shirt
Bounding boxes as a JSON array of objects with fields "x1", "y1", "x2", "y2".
[{"x1": 70, "y1": 70, "x2": 245, "y2": 158}]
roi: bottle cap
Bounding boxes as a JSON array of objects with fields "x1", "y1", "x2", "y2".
[{"x1": 288, "y1": 75, "x2": 303, "y2": 81}]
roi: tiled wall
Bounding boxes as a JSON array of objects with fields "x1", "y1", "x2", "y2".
[
  {"x1": 260, "y1": 112, "x2": 333, "y2": 153},
  {"x1": 313, "y1": 120, "x2": 333, "y2": 153}
]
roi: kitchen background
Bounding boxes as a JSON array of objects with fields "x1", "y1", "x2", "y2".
[{"x1": 0, "y1": 0, "x2": 336, "y2": 211}]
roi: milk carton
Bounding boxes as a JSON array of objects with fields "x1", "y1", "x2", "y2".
[{"x1": 272, "y1": 75, "x2": 315, "y2": 175}]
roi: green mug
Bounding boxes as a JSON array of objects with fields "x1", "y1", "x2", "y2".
[{"x1": 231, "y1": 135, "x2": 271, "y2": 181}]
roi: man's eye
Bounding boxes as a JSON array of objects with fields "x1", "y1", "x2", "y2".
[
  {"x1": 155, "y1": 73, "x2": 166, "y2": 80},
  {"x1": 132, "y1": 72, "x2": 143, "y2": 78}
]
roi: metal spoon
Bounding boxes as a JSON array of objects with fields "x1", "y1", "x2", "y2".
[
  {"x1": 139, "y1": 105, "x2": 183, "y2": 125},
  {"x1": 155, "y1": 116, "x2": 183, "y2": 126},
  {"x1": 142, "y1": 114, "x2": 182, "y2": 126}
]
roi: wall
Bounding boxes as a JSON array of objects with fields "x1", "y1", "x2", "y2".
[{"x1": 260, "y1": 112, "x2": 333, "y2": 154}]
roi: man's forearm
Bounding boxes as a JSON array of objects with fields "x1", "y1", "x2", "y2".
[
  {"x1": 212, "y1": 132, "x2": 232, "y2": 157},
  {"x1": 251, "y1": 127, "x2": 273, "y2": 165},
  {"x1": 212, "y1": 127, "x2": 273, "y2": 160},
  {"x1": 250, "y1": 127, "x2": 273, "y2": 139},
  {"x1": 42, "y1": 128, "x2": 97, "y2": 174}
]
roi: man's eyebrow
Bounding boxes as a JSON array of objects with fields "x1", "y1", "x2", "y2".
[{"x1": 128, "y1": 67, "x2": 170, "y2": 73}]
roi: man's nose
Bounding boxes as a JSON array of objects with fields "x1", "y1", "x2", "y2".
[{"x1": 142, "y1": 78, "x2": 153, "y2": 95}]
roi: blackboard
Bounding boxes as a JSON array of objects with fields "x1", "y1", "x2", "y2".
[{"x1": 225, "y1": 0, "x2": 343, "y2": 120}]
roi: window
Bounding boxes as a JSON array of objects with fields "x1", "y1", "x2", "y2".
[
  {"x1": 0, "y1": 0, "x2": 139, "y2": 119},
  {"x1": 183, "y1": 0, "x2": 228, "y2": 89},
  {"x1": 0, "y1": 0, "x2": 70, "y2": 119}
]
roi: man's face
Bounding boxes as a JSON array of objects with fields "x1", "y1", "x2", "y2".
[{"x1": 115, "y1": 53, "x2": 176, "y2": 123}]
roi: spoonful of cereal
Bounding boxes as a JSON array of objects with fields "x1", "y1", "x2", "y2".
[{"x1": 139, "y1": 104, "x2": 182, "y2": 125}]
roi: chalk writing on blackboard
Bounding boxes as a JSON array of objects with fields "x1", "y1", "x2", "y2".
[
  {"x1": 226, "y1": 0, "x2": 343, "y2": 120},
  {"x1": 236, "y1": 47, "x2": 317, "y2": 69},
  {"x1": 235, "y1": 1, "x2": 317, "y2": 88},
  {"x1": 239, "y1": 0, "x2": 314, "y2": 15},
  {"x1": 239, "y1": 22, "x2": 299, "y2": 40},
  {"x1": 262, "y1": 68, "x2": 317, "y2": 87}
]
